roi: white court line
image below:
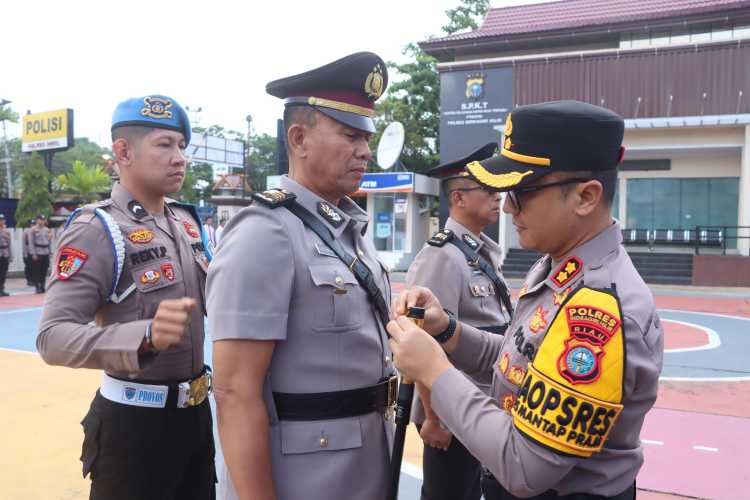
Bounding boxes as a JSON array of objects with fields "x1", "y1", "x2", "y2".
[
  {"x1": 659, "y1": 309, "x2": 750, "y2": 323},
  {"x1": 401, "y1": 462, "x2": 423, "y2": 481},
  {"x1": 693, "y1": 445, "x2": 719, "y2": 452},
  {"x1": 0, "y1": 347, "x2": 37, "y2": 355},
  {"x1": 642, "y1": 439, "x2": 664, "y2": 446},
  {"x1": 0, "y1": 306, "x2": 42, "y2": 315},
  {"x1": 661, "y1": 318, "x2": 720, "y2": 353}
]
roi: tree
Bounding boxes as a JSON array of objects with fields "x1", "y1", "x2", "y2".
[
  {"x1": 0, "y1": 103, "x2": 20, "y2": 198},
  {"x1": 175, "y1": 162, "x2": 214, "y2": 204},
  {"x1": 247, "y1": 133, "x2": 277, "y2": 192},
  {"x1": 53, "y1": 138, "x2": 112, "y2": 177},
  {"x1": 16, "y1": 153, "x2": 53, "y2": 224},
  {"x1": 371, "y1": 0, "x2": 491, "y2": 171},
  {"x1": 56, "y1": 160, "x2": 112, "y2": 204}
]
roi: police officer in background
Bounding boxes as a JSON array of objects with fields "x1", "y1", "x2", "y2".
[
  {"x1": 0, "y1": 214, "x2": 11, "y2": 296},
  {"x1": 406, "y1": 143, "x2": 511, "y2": 500},
  {"x1": 36, "y1": 94, "x2": 215, "y2": 500},
  {"x1": 28, "y1": 214, "x2": 52, "y2": 293},
  {"x1": 208, "y1": 52, "x2": 395, "y2": 500},
  {"x1": 22, "y1": 219, "x2": 33, "y2": 286},
  {"x1": 388, "y1": 101, "x2": 663, "y2": 499}
]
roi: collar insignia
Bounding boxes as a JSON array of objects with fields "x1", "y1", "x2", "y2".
[
  {"x1": 128, "y1": 200, "x2": 148, "y2": 220},
  {"x1": 317, "y1": 201, "x2": 344, "y2": 228},
  {"x1": 551, "y1": 256, "x2": 583, "y2": 287},
  {"x1": 462, "y1": 234, "x2": 479, "y2": 250},
  {"x1": 141, "y1": 97, "x2": 173, "y2": 119},
  {"x1": 427, "y1": 229, "x2": 453, "y2": 247}
]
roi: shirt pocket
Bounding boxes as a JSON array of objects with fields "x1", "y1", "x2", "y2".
[
  {"x1": 279, "y1": 417, "x2": 363, "y2": 455},
  {"x1": 131, "y1": 260, "x2": 184, "y2": 319},
  {"x1": 308, "y1": 263, "x2": 362, "y2": 333}
]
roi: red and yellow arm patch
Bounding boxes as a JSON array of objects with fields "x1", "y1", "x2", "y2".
[
  {"x1": 512, "y1": 286, "x2": 625, "y2": 457},
  {"x1": 56, "y1": 247, "x2": 89, "y2": 280}
]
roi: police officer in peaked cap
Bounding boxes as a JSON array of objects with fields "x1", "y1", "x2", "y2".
[
  {"x1": 208, "y1": 52, "x2": 397, "y2": 500},
  {"x1": 37, "y1": 94, "x2": 216, "y2": 499},
  {"x1": 0, "y1": 213, "x2": 11, "y2": 296},
  {"x1": 388, "y1": 100, "x2": 663, "y2": 499},
  {"x1": 406, "y1": 142, "x2": 512, "y2": 500}
]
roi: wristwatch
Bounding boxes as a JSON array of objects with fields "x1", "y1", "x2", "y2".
[{"x1": 433, "y1": 309, "x2": 457, "y2": 344}]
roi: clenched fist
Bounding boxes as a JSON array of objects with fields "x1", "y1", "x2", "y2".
[{"x1": 150, "y1": 298, "x2": 197, "y2": 351}]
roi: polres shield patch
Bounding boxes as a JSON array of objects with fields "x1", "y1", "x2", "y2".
[
  {"x1": 182, "y1": 220, "x2": 199, "y2": 238},
  {"x1": 56, "y1": 247, "x2": 89, "y2": 280}
]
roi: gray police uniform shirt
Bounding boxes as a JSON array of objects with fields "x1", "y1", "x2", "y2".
[
  {"x1": 207, "y1": 176, "x2": 395, "y2": 500},
  {"x1": 0, "y1": 228, "x2": 11, "y2": 259},
  {"x1": 430, "y1": 222, "x2": 664, "y2": 497},
  {"x1": 37, "y1": 183, "x2": 208, "y2": 381},
  {"x1": 406, "y1": 217, "x2": 509, "y2": 424},
  {"x1": 28, "y1": 226, "x2": 51, "y2": 256}
]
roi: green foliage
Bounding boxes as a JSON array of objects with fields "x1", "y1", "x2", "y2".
[
  {"x1": 56, "y1": 160, "x2": 112, "y2": 204},
  {"x1": 192, "y1": 125, "x2": 244, "y2": 142},
  {"x1": 442, "y1": 0, "x2": 490, "y2": 34},
  {"x1": 175, "y1": 162, "x2": 215, "y2": 204},
  {"x1": 371, "y1": 0, "x2": 491, "y2": 172},
  {"x1": 0, "y1": 104, "x2": 19, "y2": 124},
  {"x1": 53, "y1": 138, "x2": 112, "y2": 177},
  {"x1": 16, "y1": 153, "x2": 53, "y2": 224},
  {"x1": 247, "y1": 133, "x2": 277, "y2": 192}
]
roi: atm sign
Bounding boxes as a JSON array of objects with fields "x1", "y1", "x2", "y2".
[{"x1": 22, "y1": 108, "x2": 74, "y2": 152}]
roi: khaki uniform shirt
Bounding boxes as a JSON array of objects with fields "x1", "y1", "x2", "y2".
[
  {"x1": 0, "y1": 228, "x2": 11, "y2": 259},
  {"x1": 207, "y1": 176, "x2": 394, "y2": 500},
  {"x1": 22, "y1": 228, "x2": 30, "y2": 257},
  {"x1": 406, "y1": 217, "x2": 509, "y2": 424},
  {"x1": 28, "y1": 226, "x2": 51, "y2": 256},
  {"x1": 431, "y1": 222, "x2": 664, "y2": 497},
  {"x1": 37, "y1": 183, "x2": 208, "y2": 380}
]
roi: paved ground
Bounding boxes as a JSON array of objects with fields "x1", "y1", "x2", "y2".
[{"x1": 2, "y1": 277, "x2": 749, "y2": 499}]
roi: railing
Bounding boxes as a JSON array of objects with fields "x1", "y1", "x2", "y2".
[{"x1": 621, "y1": 227, "x2": 750, "y2": 256}]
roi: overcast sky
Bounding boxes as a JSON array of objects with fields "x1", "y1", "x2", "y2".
[{"x1": 2, "y1": 0, "x2": 551, "y2": 147}]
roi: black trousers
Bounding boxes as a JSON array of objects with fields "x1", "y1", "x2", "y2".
[
  {"x1": 30, "y1": 255, "x2": 49, "y2": 288},
  {"x1": 81, "y1": 391, "x2": 216, "y2": 500},
  {"x1": 23, "y1": 256, "x2": 32, "y2": 283},
  {"x1": 0, "y1": 256, "x2": 8, "y2": 290},
  {"x1": 481, "y1": 469, "x2": 636, "y2": 500},
  {"x1": 418, "y1": 424, "x2": 482, "y2": 500}
]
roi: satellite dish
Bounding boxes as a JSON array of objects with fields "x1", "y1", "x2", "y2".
[{"x1": 376, "y1": 122, "x2": 405, "y2": 170}]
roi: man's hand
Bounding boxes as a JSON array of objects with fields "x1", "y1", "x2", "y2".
[
  {"x1": 31, "y1": 255, "x2": 38, "y2": 261},
  {"x1": 391, "y1": 286, "x2": 449, "y2": 337},
  {"x1": 387, "y1": 315, "x2": 452, "y2": 388},
  {"x1": 420, "y1": 417, "x2": 452, "y2": 451},
  {"x1": 150, "y1": 298, "x2": 196, "y2": 351}
]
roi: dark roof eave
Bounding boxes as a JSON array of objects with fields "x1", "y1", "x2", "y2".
[{"x1": 419, "y1": 8, "x2": 748, "y2": 59}]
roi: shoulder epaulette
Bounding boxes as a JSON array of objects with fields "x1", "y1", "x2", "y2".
[
  {"x1": 252, "y1": 189, "x2": 297, "y2": 208},
  {"x1": 427, "y1": 229, "x2": 454, "y2": 247}
]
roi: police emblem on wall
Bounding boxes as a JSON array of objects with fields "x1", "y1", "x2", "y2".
[
  {"x1": 465, "y1": 73, "x2": 486, "y2": 100},
  {"x1": 365, "y1": 64, "x2": 385, "y2": 100},
  {"x1": 141, "y1": 96, "x2": 173, "y2": 119}
]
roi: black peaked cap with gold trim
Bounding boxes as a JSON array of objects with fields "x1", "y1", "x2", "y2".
[
  {"x1": 266, "y1": 52, "x2": 388, "y2": 134},
  {"x1": 426, "y1": 142, "x2": 498, "y2": 181},
  {"x1": 467, "y1": 100, "x2": 625, "y2": 192}
]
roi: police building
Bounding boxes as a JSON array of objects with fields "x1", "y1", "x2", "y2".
[{"x1": 420, "y1": 0, "x2": 750, "y2": 286}]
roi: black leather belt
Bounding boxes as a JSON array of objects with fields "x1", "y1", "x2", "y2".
[
  {"x1": 481, "y1": 469, "x2": 635, "y2": 500},
  {"x1": 273, "y1": 376, "x2": 398, "y2": 421},
  {"x1": 480, "y1": 325, "x2": 508, "y2": 335}
]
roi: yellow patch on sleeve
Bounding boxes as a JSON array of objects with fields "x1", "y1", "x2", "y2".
[{"x1": 512, "y1": 286, "x2": 625, "y2": 457}]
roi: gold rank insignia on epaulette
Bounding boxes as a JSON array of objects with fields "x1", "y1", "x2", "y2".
[
  {"x1": 252, "y1": 189, "x2": 296, "y2": 208},
  {"x1": 511, "y1": 286, "x2": 625, "y2": 458},
  {"x1": 427, "y1": 229, "x2": 454, "y2": 247}
]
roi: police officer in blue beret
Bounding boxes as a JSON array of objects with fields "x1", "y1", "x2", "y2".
[{"x1": 37, "y1": 95, "x2": 215, "y2": 500}]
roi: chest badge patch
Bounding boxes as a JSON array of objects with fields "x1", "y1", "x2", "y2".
[
  {"x1": 528, "y1": 305, "x2": 548, "y2": 334},
  {"x1": 553, "y1": 288, "x2": 571, "y2": 306},
  {"x1": 161, "y1": 263, "x2": 175, "y2": 281},
  {"x1": 128, "y1": 201, "x2": 148, "y2": 220},
  {"x1": 502, "y1": 393, "x2": 516, "y2": 413},
  {"x1": 518, "y1": 283, "x2": 528, "y2": 298},
  {"x1": 127, "y1": 228, "x2": 154, "y2": 244},
  {"x1": 182, "y1": 220, "x2": 200, "y2": 238},
  {"x1": 317, "y1": 201, "x2": 344, "y2": 228},
  {"x1": 498, "y1": 352, "x2": 510, "y2": 375},
  {"x1": 140, "y1": 270, "x2": 161, "y2": 285},
  {"x1": 552, "y1": 256, "x2": 582, "y2": 287},
  {"x1": 56, "y1": 247, "x2": 88, "y2": 280},
  {"x1": 507, "y1": 365, "x2": 526, "y2": 386},
  {"x1": 558, "y1": 304, "x2": 621, "y2": 385}
]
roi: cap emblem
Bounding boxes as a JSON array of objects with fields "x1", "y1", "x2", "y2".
[
  {"x1": 467, "y1": 161, "x2": 533, "y2": 189},
  {"x1": 364, "y1": 65, "x2": 385, "y2": 100},
  {"x1": 504, "y1": 113, "x2": 513, "y2": 136},
  {"x1": 141, "y1": 97, "x2": 173, "y2": 119}
]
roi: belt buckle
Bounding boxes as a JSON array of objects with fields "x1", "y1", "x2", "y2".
[
  {"x1": 384, "y1": 376, "x2": 398, "y2": 421},
  {"x1": 177, "y1": 372, "x2": 212, "y2": 408}
]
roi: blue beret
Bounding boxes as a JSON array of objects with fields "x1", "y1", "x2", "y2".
[{"x1": 111, "y1": 94, "x2": 191, "y2": 143}]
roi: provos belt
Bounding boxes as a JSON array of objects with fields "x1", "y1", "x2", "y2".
[{"x1": 512, "y1": 286, "x2": 625, "y2": 457}]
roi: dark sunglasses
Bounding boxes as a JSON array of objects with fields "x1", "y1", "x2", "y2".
[{"x1": 506, "y1": 178, "x2": 591, "y2": 212}]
